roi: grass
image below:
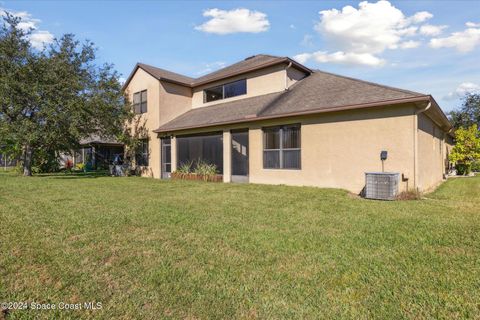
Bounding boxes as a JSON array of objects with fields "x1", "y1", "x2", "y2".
[{"x1": 0, "y1": 172, "x2": 479, "y2": 319}]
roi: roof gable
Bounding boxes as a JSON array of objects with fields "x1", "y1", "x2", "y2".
[
  {"x1": 122, "y1": 54, "x2": 312, "y2": 90},
  {"x1": 122, "y1": 63, "x2": 194, "y2": 90}
]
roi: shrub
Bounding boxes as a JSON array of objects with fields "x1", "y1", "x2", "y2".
[
  {"x1": 194, "y1": 159, "x2": 217, "y2": 180},
  {"x1": 472, "y1": 161, "x2": 480, "y2": 172},
  {"x1": 30, "y1": 148, "x2": 61, "y2": 173},
  {"x1": 456, "y1": 163, "x2": 472, "y2": 175},
  {"x1": 396, "y1": 189, "x2": 422, "y2": 200},
  {"x1": 177, "y1": 161, "x2": 193, "y2": 175},
  {"x1": 14, "y1": 162, "x2": 23, "y2": 174},
  {"x1": 76, "y1": 163, "x2": 85, "y2": 172}
]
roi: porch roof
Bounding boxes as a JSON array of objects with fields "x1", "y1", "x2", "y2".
[{"x1": 79, "y1": 134, "x2": 123, "y2": 146}]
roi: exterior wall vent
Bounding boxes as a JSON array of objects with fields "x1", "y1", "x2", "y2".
[{"x1": 365, "y1": 172, "x2": 399, "y2": 200}]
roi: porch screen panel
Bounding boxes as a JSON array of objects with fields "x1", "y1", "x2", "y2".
[
  {"x1": 177, "y1": 133, "x2": 223, "y2": 174},
  {"x1": 232, "y1": 131, "x2": 249, "y2": 176}
]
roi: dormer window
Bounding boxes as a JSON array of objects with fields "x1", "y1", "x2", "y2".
[
  {"x1": 203, "y1": 79, "x2": 246, "y2": 103},
  {"x1": 133, "y1": 90, "x2": 147, "y2": 114}
]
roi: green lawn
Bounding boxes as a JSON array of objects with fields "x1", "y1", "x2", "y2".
[{"x1": 1, "y1": 172, "x2": 479, "y2": 319}]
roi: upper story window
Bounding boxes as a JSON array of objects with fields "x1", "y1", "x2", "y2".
[
  {"x1": 203, "y1": 79, "x2": 246, "y2": 103},
  {"x1": 133, "y1": 90, "x2": 147, "y2": 114},
  {"x1": 263, "y1": 124, "x2": 301, "y2": 169}
]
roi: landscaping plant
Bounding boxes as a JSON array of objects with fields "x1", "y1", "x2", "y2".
[
  {"x1": 193, "y1": 159, "x2": 218, "y2": 181},
  {"x1": 449, "y1": 124, "x2": 480, "y2": 175},
  {"x1": 177, "y1": 161, "x2": 193, "y2": 177}
]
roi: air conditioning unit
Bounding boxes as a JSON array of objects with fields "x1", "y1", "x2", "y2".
[{"x1": 365, "y1": 172, "x2": 399, "y2": 200}]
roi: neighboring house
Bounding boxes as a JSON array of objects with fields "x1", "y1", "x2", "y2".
[
  {"x1": 61, "y1": 134, "x2": 124, "y2": 170},
  {"x1": 122, "y1": 54, "x2": 453, "y2": 193}
]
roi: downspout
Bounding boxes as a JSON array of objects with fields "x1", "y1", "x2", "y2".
[
  {"x1": 285, "y1": 61, "x2": 292, "y2": 90},
  {"x1": 413, "y1": 101, "x2": 431, "y2": 191}
]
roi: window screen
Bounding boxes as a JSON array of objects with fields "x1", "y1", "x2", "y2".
[
  {"x1": 204, "y1": 86, "x2": 223, "y2": 103},
  {"x1": 133, "y1": 90, "x2": 147, "y2": 114},
  {"x1": 133, "y1": 92, "x2": 141, "y2": 114},
  {"x1": 263, "y1": 124, "x2": 300, "y2": 169},
  {"x1": 224, "y1": 80, "x2": 247, "y2": 98},
  {"x1": 177, "y1": 133, "x2": 223, "y2": 174},
  {"x1": 141, "y1": 90, "x2": 148, "y2": 113}
]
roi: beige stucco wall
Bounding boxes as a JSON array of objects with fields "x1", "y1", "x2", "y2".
[
  {"x1": 247, "y1": 105, "x2": 416, "y2": 194},
  {"x1": 168, "y1": 104, "x2": 419, "y2": 194},
  {"x1": 159, "y1": 82, "x2": 192, "y2": 124},
  {"x1": 125, "y1": 68, "x2": 192, "y2": 178},
  {"x1": 125, "y1": 68, "x2": 161, "y2": 178},
  {"x1": 417, "y1": 112, "x2": 448, "y2": 191},
  {"x1": 191, "y1": 64, "x2": 288, "y2": 108}
]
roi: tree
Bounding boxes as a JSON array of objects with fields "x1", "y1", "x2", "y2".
[
  {"x1": 449, "y1": 125, "x2": 480, "y2": 175},
  {"x1": 0, "y1": 12, "x2": 130, "y2": 175},
  {"x1": 448, "y1": 93, "x2": 480, "y2": 130}
]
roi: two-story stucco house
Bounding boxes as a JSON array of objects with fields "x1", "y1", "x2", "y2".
[{"x1": 122, "y1": 54, "x2": 453, "y2": 194}]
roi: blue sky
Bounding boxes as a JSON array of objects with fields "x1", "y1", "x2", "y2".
[{"x1": 2, "y1": 1, "x2": 480, "y2": 112}]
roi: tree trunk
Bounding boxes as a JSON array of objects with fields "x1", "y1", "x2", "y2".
[{"x1": 23, "y1": 144, "x2": 34, "y2": 176}]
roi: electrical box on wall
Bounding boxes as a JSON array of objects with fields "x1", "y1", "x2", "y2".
[{"x1": 380, "y1": 150, "x2": 388, "y2": 160}]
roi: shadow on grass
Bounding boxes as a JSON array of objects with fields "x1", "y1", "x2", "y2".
[{"x1": 34, "y1": 171, "x2": 111, "y2": 179}]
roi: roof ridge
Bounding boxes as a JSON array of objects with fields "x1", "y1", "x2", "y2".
[
  {"x1": 193, "y1": 55, "x2": 285, "y2": 81},
  {"x1": 138, "y1": 62, "x2": 195, "y2": 80},
  {"x1": 312, "y1": 69, "x2": 425, "y2": 97}
]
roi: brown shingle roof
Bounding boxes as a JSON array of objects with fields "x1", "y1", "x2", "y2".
[
  {"x1": 80, "y1": 134, "x2": 123, "y2": 146},
  {"x1": 156, "y1": 92, "x2": 284, "y2": 131},
  {"x1": 123, "y1": 55, "x2": 311, "y2": 89},
  {"x1": 154, "y1": 70, "x2": 436, "y2": 133},
  {"x1": 260, "y1": 70, "x2": 425, "y2": 116},
  {"x1": 137, "y1": 63, "x2": 195, "y2": 85},
  {"x1": 122, "y1": 63, "x2": 194, "y2": 88},
  {"x1": 194, "y1": 55, "x2": 290, "y2": 85}
]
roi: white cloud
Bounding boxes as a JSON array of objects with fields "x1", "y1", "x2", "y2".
[
  {"x1": 466, "y1": 22, "x2": 480, "y2": 28},
  {"x1": 314, "y1": 1, "x2": 431, "y2": 54},
  {"x1": 419, "y1": 24, "x2": 448, "y2": 36},
  {"x1": 406, "y1": 11, "x2": 433, "y2": 24},
  {"x1": 429, "y1": 26, "x2": 480, "y2": 52},
  {"x1": 289, "y1": 24, "x2": 296, "y2": 29},
  {"x1": 196, "y1": 61, "x2": 227, "y2": 75},
  {"x1": 300, "y1": 34, "x2": 314, "y2": 47},
  {"x1": 294, "y1": 51, "x2": 385, "y2": 67},
  {"x1": 298, "y1": 1, "x2": 433, "y2": 67},
  {"x1": 399, "y1": 40, "x2": 420, "y2": 49},
  {"x1": 29, "y1": 30, "x2": 54, "y2": 49},
  {"x1": 444, "y1": 82, "x2": 480, "y2": 100},
  {"x1": 195, "y1": 8, "x2": 270, "y2": 34},
  {"x1": 1, "y1": 7, "x2": 54, "y2": 49}
]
